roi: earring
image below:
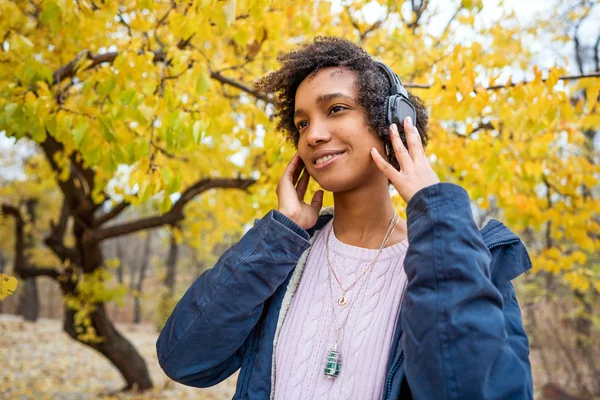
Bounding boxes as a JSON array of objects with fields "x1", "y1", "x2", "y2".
[{"x1": 385, "y1": 143, "x2": 390, "y2": 156}]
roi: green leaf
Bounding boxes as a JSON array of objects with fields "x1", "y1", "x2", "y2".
[
  {"x1": 138, "y1": 180, "x2": 151, "y2": 204},
  {"x1": 161, "y1": 166, "x2": 173, "y2": 187},
  {"x1": 120, "y1": 89, "x2": 137, "y2": 106},
  {"x1": 4, "y1": 103, "x2": 18, "y2": 120},
  {"x1": 196, "y1": 71, "x2": 211, "y2": 95},
  {"x1": 40, "y1": 1, "x2": 62, "y2": 30},
  {"x1": 113, "y1": 144, "x2": 128, "y2": 164},
  {"x1": 159, "y1": 194, "x2": 172, "y2": 213},
  {"x1": 97, "y1": 75, "x2": 117, "y2": 97},
  {"x1": 30, "y1": 126, "x2": 47, "y2": 142},
  {"x1": 98, "y1": 116, "x2": 117, "y2": 142},
  {"x1": 72, "y1": 122, "x2": 89, "y2": 147},
  {"x1": 192, "y1": 120, "x2": 203, "y2": 144}
]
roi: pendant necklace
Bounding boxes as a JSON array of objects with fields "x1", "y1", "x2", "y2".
[
  {"x1": 326, "y1": 212, "x2": 398, "y2": 307},
  {"x1": 323, "y1": 213, "x2": 400, "y2": 379}
]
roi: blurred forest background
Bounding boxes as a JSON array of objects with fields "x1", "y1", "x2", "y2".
[{"x1": 0, "y1": 0, "x2": 599, "y2": 399}]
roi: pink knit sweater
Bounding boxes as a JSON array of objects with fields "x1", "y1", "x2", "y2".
[{"x1": 274, "y1": 219, "x2": 409, "y2": 400}]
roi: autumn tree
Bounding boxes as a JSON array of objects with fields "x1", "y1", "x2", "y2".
[{"x1": 1, "y1": 0, "x2": 599, "y2": 394}]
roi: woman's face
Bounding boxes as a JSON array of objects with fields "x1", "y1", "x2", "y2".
[{"x1": 294, "y1": 67, "x2": 387, "y2": 193}]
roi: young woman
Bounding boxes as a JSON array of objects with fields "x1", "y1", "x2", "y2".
[{"x1": 157, "y1": 37, "x2": 533, "y2": 400}]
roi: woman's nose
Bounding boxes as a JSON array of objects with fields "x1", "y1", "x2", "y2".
[{"x1": 305, "y1": 121, "x2": 331, "y2": 146}]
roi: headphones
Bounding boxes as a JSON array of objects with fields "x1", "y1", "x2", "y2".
[{"x1": 376, "y1": 62, "x2": 416, "y2": 133}]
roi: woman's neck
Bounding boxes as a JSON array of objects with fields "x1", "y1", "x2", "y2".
[{"x1": 331, "y1": 182, "x2": 407, "y2": 249}]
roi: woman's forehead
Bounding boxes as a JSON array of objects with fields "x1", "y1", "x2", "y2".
[{"x1": 295, "y1": 67, "x2": 358, "y2": 107}]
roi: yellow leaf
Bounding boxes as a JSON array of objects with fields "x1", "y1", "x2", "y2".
[
  {"x1": 585, "y1": 83, "x2": 599, "y2": 113},
  {"x1": 0, "y1": 274, "x2": 18, "y2": 300}
]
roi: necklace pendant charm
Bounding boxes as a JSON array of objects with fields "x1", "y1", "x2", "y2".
[
  {"x1": 324, "y1": 346, "x2": 342, "y2": 379},
  {"x1": 338, "y1": 295, "x2": 347, "y2": 306}
]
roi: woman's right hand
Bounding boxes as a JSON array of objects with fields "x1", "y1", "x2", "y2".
[{"x1": 276, "y1": 153, "x2": 324, "y2": 230}]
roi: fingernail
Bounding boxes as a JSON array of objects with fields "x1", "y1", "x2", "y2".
[
  {"x1": 405, "y1": 116, "x2": 412, "y2": 126},
  {"x1": 390, "y1": 123, "x2": 398, "y2": 133},
  {"x1": 371, "y1": 147, "x2": 378, "y2": 154}
]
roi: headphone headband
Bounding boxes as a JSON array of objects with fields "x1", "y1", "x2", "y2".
[{"x1": 375, "y1": 61, "x2": 408, "y2": 97}]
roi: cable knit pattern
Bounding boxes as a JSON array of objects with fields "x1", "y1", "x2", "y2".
[{"x1": 274, "y1": 219, "x2": 409, "y2": 400}]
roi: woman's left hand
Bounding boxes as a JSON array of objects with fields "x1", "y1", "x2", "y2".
[{"x1": 370, "y1": 116, "x2": 440, "y2": 204}]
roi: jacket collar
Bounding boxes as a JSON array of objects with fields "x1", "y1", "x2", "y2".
[{"x1": 309, "y1": 209, "x2": 520, "y2": 250}]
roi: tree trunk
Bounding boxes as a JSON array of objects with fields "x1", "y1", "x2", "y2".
[
  {"x1": 0, "y1": 251, "x2": 5, "y2": 314},
  {"x1": 19, "y1": 200, "x2": 40, "y2": 322},
  {"x1": 48, "y1": 281, "x2": 56, "y2": 319},
  {"x1": 165, "y1": 233, "x2": 178, "y2": 294},
  {"x1": 18, "y1": 278, "x2": 40, "y2": 321},
  {"x1": 64, "y1": 303, "x2": 153, "y2": 390},
  {"x1": 66, "y1": 218, "x2": 153, "y2": 390},
  {"x1": 111, "y1": 240, "x2": 126, "y2": 322},
  {"x1": 116, "y1": 240, "x2": 125, "y2": 285},
  {"x1": 133, "y1": 233, "x2": 152, "y2": 324}
]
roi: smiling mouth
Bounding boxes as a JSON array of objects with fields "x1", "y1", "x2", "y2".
[{"x1": 313, "y1": 152, "x2": 345, "y2": 169}]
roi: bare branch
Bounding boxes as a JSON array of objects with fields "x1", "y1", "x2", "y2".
[
  {"x1": 345, "y1": 8, "x2": 362, "y2": 34},
  {"x1": 595, "y1": 30, "x2": 600, "y2": 72},
  {"x1": 405, "y1": 71, "x2": 600, "y2": 90},
  {"x1": 210, "y1": 70, "x2": 274, "y2": 103},
  {"x1": 573, "y1": 6, "x2": 592, "y2": 75},
  {"x1": 93, "y1": 177, "x2": 256, "y2": 241},
  {"x1": 360, "y1": 20, "x2": 383, "y2": 42},
  {"x1": 468, "y1": 121, "x2": 495, "y2": 135},
  {"x1": 95, "y1": 201, "x2": 129, "y2": 227},
  {"x1": 434, "y1": 5, "x2": 462, "y2": 48},
  {"x1": 407, "y1": 0, "x2": 429, "y2": 32},
  {"x1": 19, "y1": 267, "x2": 62, "y2": 280}
]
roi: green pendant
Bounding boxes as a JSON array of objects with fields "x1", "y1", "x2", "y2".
[{"x1": 324, "y1": 347, "x2": 342, "y2": 379}]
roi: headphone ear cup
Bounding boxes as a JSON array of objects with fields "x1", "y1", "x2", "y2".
[
  {"x1": 385, "y1": 96, "x2": 394, "y2": 127},
  {"x1": 390, "y1": 96, "x2": 417, "y2": 133}
]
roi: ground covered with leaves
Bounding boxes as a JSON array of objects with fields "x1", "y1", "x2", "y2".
[{"x1": 0, "y1": 315, "x2": 237, "y2": 399}]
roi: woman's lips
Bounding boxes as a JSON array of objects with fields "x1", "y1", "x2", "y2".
[{"x1": 313, "y1": 152, "x2": 345, "y2": 170}]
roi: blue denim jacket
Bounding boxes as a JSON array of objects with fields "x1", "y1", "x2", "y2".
[{"x1": 156, "y1": 183, "x2": 533, "y2": 399}]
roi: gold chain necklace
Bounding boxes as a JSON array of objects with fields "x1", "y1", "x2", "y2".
[
  {"x1": 326, "y1": 213, "x2": 399, "y2": 306},
  {"x1": 323, "y1": 213, "x2": 400, "y2": 379}
]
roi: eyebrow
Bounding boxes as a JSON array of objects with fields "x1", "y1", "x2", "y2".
[{"x1": 294, "y1": 93, "x2": 356, "y2": 118}]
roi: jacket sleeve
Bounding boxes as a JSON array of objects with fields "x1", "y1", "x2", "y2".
[
  {"x1": 156, "y1": 210, "x2": 310, "y2": 387},
  {"x1": 401, "y1": 183, "x2": 533, "y2": 400}
]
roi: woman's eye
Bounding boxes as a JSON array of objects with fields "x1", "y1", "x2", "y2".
[
  {"x1": 297, "y1": 121, "x2": 308, "y2": 130},
  {"x1": 330, "y1": 105, "x2": 346, "y2": 114}
]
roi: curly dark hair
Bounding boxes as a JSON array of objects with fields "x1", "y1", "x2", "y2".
[{"x1": 256, "y1": 36, "x2": 429, "y2": 171}]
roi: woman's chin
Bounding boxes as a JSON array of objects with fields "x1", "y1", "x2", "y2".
[{"x1": 312, "y1": 176, "x2": 351, "y2": 194}]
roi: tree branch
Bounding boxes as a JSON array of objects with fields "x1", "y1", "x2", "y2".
[
  {"x1": 44, "y1": 196, "x2": 78, "y2": 264},
  {"x1": 93, "y1": 177, "x2": 256, "y2": 241},
  {"x1": 572, "y1": 6, "x2": 592, "y2": 75},
  {"x1": 594, "y1": 30, "x2": 600, "y2": 72},
  {"x1": 209, "y1": 70, "x2": 274, "y2": 103},
  {"x1": 405, "y1": 71, "x2": 600, "y2": 90},
  {"x1": 51, "y1": 49, "x2": 275, "y2": 104},
  {"x1": 1, "y1": 204, "x2": 63, "y2": 282},
  {"x1": 38, "y1": 135, "x2": 91, "y2": 213},
  {"x1": 95, "y1": 201, "x2": 130, "y2": 227},
  {"x1": 434, "y1": 5, "x2": 462, "y2": 48},
  {"x1": 407, "y1": 0, "x2": 428, "y2": 32}
]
